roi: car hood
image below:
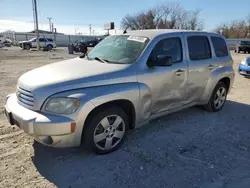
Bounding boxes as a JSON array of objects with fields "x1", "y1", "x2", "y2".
[{"x1": 18, "y1": 57, "x2": 136, "y2": 109}]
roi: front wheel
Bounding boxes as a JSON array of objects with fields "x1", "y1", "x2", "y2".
[
  {"x1": 82, "y1": 106, "x2": 129, "y2": 154},
  {"x1": 24, "y1": 44, "x2": 30, "y2": 50},
  {"x1": 204, "y1": 82, "x2": 228, "y2": 112}
]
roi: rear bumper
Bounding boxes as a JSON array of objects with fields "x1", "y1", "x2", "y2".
[
  {"x1": 238, "y1": 64, "x2": 250, "y2": 77},
  {"x1": 5, "y1": 94, "x2": 78, "y2": 147}
]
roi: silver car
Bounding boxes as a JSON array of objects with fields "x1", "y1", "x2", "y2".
[{"x1": 5, "y1": 29, "x2": 235, "y2": 154}]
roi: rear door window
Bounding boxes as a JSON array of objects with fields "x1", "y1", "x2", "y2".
[
  {"x1": 211, "y1": 36, "x2": 228, "y2": 57},
  {"x1": 187, "y1": 36, "x2": 211, "y2": 61}
]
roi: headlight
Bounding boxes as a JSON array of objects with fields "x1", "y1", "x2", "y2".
[
  {"x1": 241, "y1": 58, "x2": 247, "y2": 65},
  {"x1": 45, "y1": 97, "x2": 80, "y2": 114}
]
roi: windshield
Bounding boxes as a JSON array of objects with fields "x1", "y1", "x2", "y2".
[
  {"x1": 87, "y1": 35, "x2": 149, "y2": 64},
  {"x1": 240, "y1": 41, "x2": 250, "y2": 45},
  {"x1": 29, "y1": 38, "x2": 36, "y2": 42}
]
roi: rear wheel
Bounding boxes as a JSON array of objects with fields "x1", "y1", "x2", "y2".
[
  {"x1": 47, "y1": 44, "x2": 53, "y2": 51},
  {"x1": 204, "y1": 82, "x2": 228, "y2": 112},
  {"x1": 82, "y1": 106, "x2": 129, "y2": 154}
]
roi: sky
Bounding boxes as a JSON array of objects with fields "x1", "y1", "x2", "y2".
[{"x1": 0, "y1": 0, "x2": 249, "y2": 35}]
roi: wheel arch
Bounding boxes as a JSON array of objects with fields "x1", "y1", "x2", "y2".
[
  {"x1": 218, "y1": 77, "x2": 230, "y2": 91},
  {"x1": 82, "y1": 99, "x2": 136, "y2": 139},
  {"x1": 200, "y1": 67, "x2": 234, "y2": 104}
]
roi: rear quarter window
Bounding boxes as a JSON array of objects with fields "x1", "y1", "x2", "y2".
[{"x1": 211, "y1": 36, "x2": 228, "y2": 57}]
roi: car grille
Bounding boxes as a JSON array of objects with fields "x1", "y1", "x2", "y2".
[{"x1": 16, "y1": 86, "x2": 34, "y2": 108}]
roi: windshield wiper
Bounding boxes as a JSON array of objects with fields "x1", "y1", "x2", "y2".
[{"x1": 94, "y1": 57, "x2": 110, "y2": 63}]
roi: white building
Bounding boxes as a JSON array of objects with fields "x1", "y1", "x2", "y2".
[{"x1": 0, "y1": 30, "x2": 106, "y2": 47}]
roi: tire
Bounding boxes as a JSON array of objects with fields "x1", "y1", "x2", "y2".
[
  {"x1": 82, "y1": 106, "x2": 129, "y2": 154},
  {"x1": 47, "y1": 44, "x2": 53, "y2": 51},
  {"x1": 237, "y1": 48, "x2": 240, "y2": 53},
  {"x1": 24, "y1": 44, "x2": 30, "y2": 50},
  {"x1": 244, "y1": 50, "x2": 247, "y2": 54},
  {"x1": 204, "y1": 82, "x2": 228, "y2": 112}
]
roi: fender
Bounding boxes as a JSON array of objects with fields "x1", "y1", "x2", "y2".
[
  {"x1": 137, "y1": 82, "x2": 152, "y2": 123},
  {"x1": 86, "y1": 83, "x2": 141, "y2": 120},
  {"x1": 200, "y1": 65, "x2": 235, "y2": 104}
]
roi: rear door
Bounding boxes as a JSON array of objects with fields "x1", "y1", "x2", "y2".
[
  {"x1": 184, "y1": 33, "x2": 213, "y2": 103},
  {"x1": 39, "y1": 38, "x2": 46, "y2": 47},
  {"x1": 30, "y1": 38, "x2": 36, "y2": 48}
]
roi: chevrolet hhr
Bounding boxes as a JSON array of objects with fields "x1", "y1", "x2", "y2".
[{"x1": 5, "y1": 29, "x2": 235, "y2": 154}]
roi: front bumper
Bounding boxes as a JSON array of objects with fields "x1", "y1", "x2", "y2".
[
  {"x1": 5, "y1": 94, "x2": 78, "y2": 147},
  {"x1": 238, "y1": 64, "x2": 250, "y2": 77}
]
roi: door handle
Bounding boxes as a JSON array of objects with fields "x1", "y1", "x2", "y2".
[
  {"x1": 208, "y1": 64, "x2": 215, "y2": 70},
  {"x1": 174, "y1": 69, "x2": 185, "y2": 76}
]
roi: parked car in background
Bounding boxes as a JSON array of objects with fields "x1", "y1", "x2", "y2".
[
  {"x1": 86, "y1": 40, "x2": 99, "y2": 47},
  {"x1": 235, "y1": 40, "x2": 250, "y2": 53},
  {"x1": 5, "y1": 30, "x2": 234, "y2": 154},
  {"x1": 19, "y1": 37, "x2": 56, "y2": 50},
  {"x1": 238, "y1": 56, "x2": 250, "y2": 77},
  {"x1": 0, "y1": 39, "x2": 4, "y2": 48},
  {"x1": 3, "y1": 38, "x2": 12, "y2": 47}
]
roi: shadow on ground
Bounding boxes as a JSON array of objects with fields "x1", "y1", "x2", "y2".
[{"x1": 32, "y1": 100, "x2": 250, "y2": 188}]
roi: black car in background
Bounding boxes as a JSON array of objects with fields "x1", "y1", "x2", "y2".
[{"x1": 235, "y1": 40, "x2": 250, "y2": 53}]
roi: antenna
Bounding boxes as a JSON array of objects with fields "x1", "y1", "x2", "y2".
[{"x1": 123, "y1": 26, "x2": 129, "y2": 34}]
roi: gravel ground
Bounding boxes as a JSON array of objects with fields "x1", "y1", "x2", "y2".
[{"x1": 0, "y1": 47, "x2": 250, "y2": 188}]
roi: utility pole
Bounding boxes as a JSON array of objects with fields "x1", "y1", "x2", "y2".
[
  {"x1": 32, "y1": 0, "x2": 36, "y2": 30},
  {"x1": 51, "y1": 23, "x2": 54, "y2": 33},
  {"x1": 75, "y1": 28, "x2": 79, "y2": 35},
  {"x1": 47, "y1": 17, "x2": 52, "y2": 32},
  {"x1": 89, "y1": 24, "x2": 92, "y2": 36},
  {"x1": 33, "y1": 0, "x2": 39, "y2": 51}
]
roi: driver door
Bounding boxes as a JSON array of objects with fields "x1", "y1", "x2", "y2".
[{"x1": 138, "y1": 34, "x2": 188, "y2": 115}]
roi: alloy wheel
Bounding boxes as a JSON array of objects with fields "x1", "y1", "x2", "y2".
[
  {"x1": 93, "y1": 115, "x2": 125, "y2": 151},
  {"x1": 214, "y1": 87, "x2": 226, "y2": 109}
]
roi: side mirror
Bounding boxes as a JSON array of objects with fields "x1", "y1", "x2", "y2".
[{"x1": 147, "y1": 55, "x2": 173, "y2": 67}]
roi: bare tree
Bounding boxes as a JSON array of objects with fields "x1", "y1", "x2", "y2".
[
  {"x1": 215, "y1": 15, "x2": 250, "y2": 38},
  {"x1": 121, "y1": 2, "x2": 203, "y2": 31}
]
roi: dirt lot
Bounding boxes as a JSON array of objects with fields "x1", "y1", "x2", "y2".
[{"x1": 0, "y1": 47, "x2": 250, "y2": 188}]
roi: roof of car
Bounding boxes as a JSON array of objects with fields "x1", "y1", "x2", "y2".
[{"x1": 122, "y1": 29, "x2": 219, "y2": 39}]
